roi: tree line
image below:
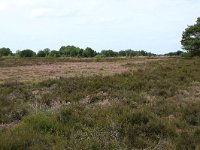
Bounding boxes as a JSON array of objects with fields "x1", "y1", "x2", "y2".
[{"x1": 0, "y1": 46, "x2": 157, "y2": 58}]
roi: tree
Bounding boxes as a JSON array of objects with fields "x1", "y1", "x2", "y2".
[
  {"x1": 0, "y1": 48, "x2": 12, "y2": 57},
  {"x1": 125, "y1": 49, "x2": 137, "y2": 57},
  {"x1": 83, "y1": 47, "x2": 97, "y2": 57},
  {"x1": 49, "y1": 50, "x2": 60, "y2": 57},
  {"x1": 181, "y1": 17, "x2": 200, "y2": 56},
  {"x1": 37, "y1": 50, "x2": 46, "y2": 57},
  {"x1": 101, "y1": 50, "x2": 118, "y2": 57},
  {"x1": 18, "y1": 49, "x2": 36, "y2": 57},
  {"x1": 164, "y1": 50, "x2": 184, "y2": 56},
  {"x1": 37, "y1": 48, "x2": 50, "y2": 57},
  {"x1": 59, "y1": 45, "x2": 82, "y2": 57},
  {"x1": 119, "y1": 50, "x2": 126, "y2": 57}
]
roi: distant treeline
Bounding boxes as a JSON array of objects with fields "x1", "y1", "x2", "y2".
[
  {"x1": 0, "y1": 46, "x2": 185, "y2": 58},
  {"x1": 164, "y1": 50, "x2": 189, "y2": 57}
]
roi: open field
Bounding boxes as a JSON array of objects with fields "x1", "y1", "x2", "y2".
[
  {"x1": 0, "y1": 57, "x2": 200, "y2": 150},
  {"x1": 0, "y1": 62, "x2": 128, "y2": 83},
  {"x1": 0, "y1": 57, "x2": 164, "y2": 83}
]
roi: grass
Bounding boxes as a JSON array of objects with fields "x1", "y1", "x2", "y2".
[
  {"x1": 0, "y1": 57, "x2": 128, "y2": 67},
  {"x1": 0, "y1": 60, "x2": 129, "y2": 83},
  {"x1": 0, "y1": 57, "x2": 200, "y2": 149}
]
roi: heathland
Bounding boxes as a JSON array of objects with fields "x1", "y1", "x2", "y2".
[{"x1": 0, "y1": 57, "x2": 200, "y2": 150}]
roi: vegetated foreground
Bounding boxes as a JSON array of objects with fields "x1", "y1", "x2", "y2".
[{"x1": 0, "y1": 57, "x2": 200, "y2": 150}]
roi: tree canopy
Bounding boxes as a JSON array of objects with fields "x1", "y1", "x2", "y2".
[
  {"x1": 164, "y1": 50, "x2": 185, "y2": 56},
  {"x1": 181, "y1": 17, "x2": 200, "y2": 56},
  {"x1": 0, "y1": 45, "x2": 156, "y2": 58},
  {"x1": 0, "y1": 48, "x2": 12, "y2": 57},
  {"x1": 37, "y1": 48, "x2": 50, "y2": 57},
  {"x1": 59, "y1": 45, "x2": 83, "y2": 57},
  {"x1": 101, "y1": 50, "x2": 118, "y2": 57},
  {"x1": 49, "y1": 50, "x2": 60, "y2": 57},
  {"x1": 118, "y1": 50, "x2": 155, "y2": 57},
  {"x1": 83, "y1": 47, "x2": 97, "y2": 57},
  {"x1": 17, "y1": 49, "x2": 36, "y2": 57}
]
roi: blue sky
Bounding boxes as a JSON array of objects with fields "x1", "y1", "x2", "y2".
[{"x1": 0, "y1": 0, "x2": 200, "y2": 54}]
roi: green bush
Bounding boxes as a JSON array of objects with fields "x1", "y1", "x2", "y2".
[{"x1": 17, "y1": 49, "x2": 36, "y2": 57}]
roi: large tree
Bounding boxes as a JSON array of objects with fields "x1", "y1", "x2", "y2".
[
  {"x1": 18, "y1": 49, "x2": 36, "y2": 57},
  {"x1": 101, "y1": 50, "x2": 118, "y2": 57},
  {"x1": 37, "y1": 48, "x2": 50, "y2": 57},
  {"x1": 49, "y1": 50, "x2": 60, "y2": 57},
  {"x1": 83, "y1": 47, "x2": 97, "y2": 57},
  {"x1": 181, "y1": 17, "x2": 200, "y2": 56},
  {"x1": 59, "y1": 45, "x2": 82, "y2": 57},
  {"x1": 0, "y1": 48, "x2": 12, "y2": 57}
]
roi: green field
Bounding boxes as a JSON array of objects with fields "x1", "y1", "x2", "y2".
[{"x1": 0, "y1": 57, "x2": 200, "y2": 150}]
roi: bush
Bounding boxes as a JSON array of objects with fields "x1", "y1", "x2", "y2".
[{"x1": 17, "y1": 49, "x2": 36, "y2": 57}]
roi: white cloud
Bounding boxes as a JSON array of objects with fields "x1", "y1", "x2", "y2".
[
  {"x1": 16, "y1": 0, "x2": 47, "y2": 7},
  {"x1": 30, "y1": 8, "x2": 50, "y2": 17},
  {"x1": 0, "y1": 1, "x2": 9, "y2": 11},
  {"x1": 97, "y1": 17, "x2": 115, "y2": 23},
  {"x1": 29, "y1": 7, "x2": 74, "y2": 18}
]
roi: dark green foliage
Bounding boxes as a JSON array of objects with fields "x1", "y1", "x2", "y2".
[
  {"x1": 0, "y1": 45, "x2": 157, "y2": 58},
  {"x1": 164, "y1": 50, "x2": 185, "y2": 56},
  {"x1": 37, "y1": 50, "x2": 46, "y2": 57},
  {"x1": 37, "y1": 48, "x2": 50, "y2": 57},
  {"x1": 59, "y1": 45, "x2": 97, "y2": 57},
  {"x1": 181, "y1": 17, "x2": 200, "y2": 56},
  {"x1": 0, "y1": 47, "x2": 12, "y2": 57},
  {"x1": 59, "y1": 45, "x2": 83, "y2": 57},
  {"x1": 101, "y1": 50, "x2": 118, "y2": 57},
  {"x1": 118, "y1": 49, "x2": 155, "y2": 57},
  {"x1": 83, "y1": 47, "x2": 97, "y2": 57},
  {"x1": 17, "y1": 49, "x2": 36, "y2": 57},
  {"x1": 48, "y1": 50, "x2": 60, "y2": 57}
]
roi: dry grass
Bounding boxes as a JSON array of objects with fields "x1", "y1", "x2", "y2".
[
  {"x1": 0, "y1": 57, "x2": 164, "y2": 83},
  {"x1": 1, "y1": 57, "x2": 199, "y2": 150},
  {"x1": 0, "y1": 62, "x2": 127, "y2": 82}
]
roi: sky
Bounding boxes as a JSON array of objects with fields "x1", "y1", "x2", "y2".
[{"x1": 0, "y1": 0, "x2": 200, "y2": 54}]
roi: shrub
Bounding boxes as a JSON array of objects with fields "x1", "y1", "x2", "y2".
[{"x1": 18, "y1": 49, "x2": 36, "y2": 57}]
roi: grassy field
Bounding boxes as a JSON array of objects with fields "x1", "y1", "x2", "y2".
[{"x1": 0, "y1": 57, "x2": 200, "y2": 150}]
